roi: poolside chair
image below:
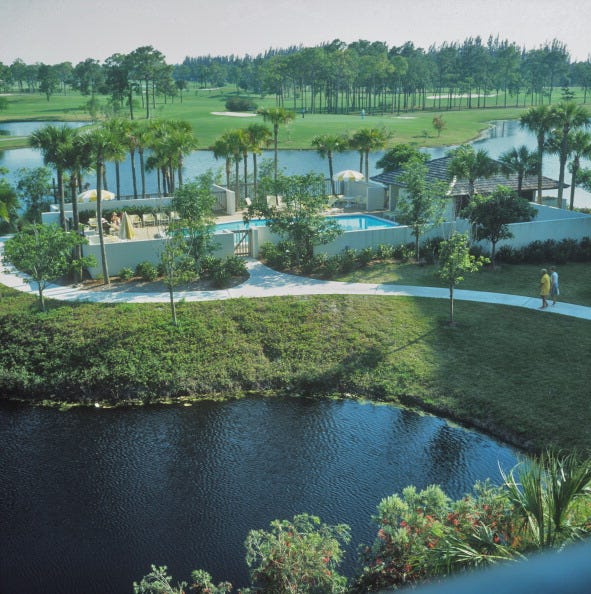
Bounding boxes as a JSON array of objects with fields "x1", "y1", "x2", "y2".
[
  {"x1": 87, "y1": 217, "x2": 98, "y2": 229},
  {"x1": 155, "y1": 212, "x2": 170, "y2": 226},
  {"x1": 168, "y1": 211, "x2": 181, "y2": 222},
  {"x1": 142, "y1": 213, "x2": 156, "y2": 226},
  {"x1": 128, "y1": 214, "x2": 142, "y2": 227},
  {"x1": 245, "y1": 197, "x2": 252, "y2": 208}
]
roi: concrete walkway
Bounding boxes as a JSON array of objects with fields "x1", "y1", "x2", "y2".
[{"x1": 1, "y1": 243, "x2": 590, "y2": 320}]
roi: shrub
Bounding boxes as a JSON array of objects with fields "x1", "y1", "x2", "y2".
[
  {"x1": 223, "y1": 255, "x2": 247, "y2": 277},
  {"x1": 118, "y1": 267, "x2": 134, "y2": 281},
  {"x1": 259, "y1": 241, "x2": 294, "y2": 270},
  {"x1": 225, "y1": 97, "x2": 257, "y2": 112},
  {"x1": 422, "y1": 237, "x2": 444, "y2": 264},
  {"x1": 135, "y1": 261, "x2": 158, "y2": 282},
  {"x1": 338, "y1": 248, "x2": 358, "y2": 273},
  {"x1": 357, "y1": 247, "x2": 375, "y2": 267},
  {"x1": 375, "y1": 243, "x2": 396, "y2": 260}
]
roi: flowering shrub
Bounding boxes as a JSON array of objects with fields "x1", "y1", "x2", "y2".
[{"x1": 353, "y1": 482, "x2": 521, "y2": 592}]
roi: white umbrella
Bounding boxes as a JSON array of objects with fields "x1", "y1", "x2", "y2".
[
  {"x1": 118, "y1": 212, "x2": 135, "y2": 240},
  {"x1": 77, "y1": 189, "x2": 116, "y2": 202},
  {"x1": 333, "y1": 170, "x2": 365, "y2": 182}
]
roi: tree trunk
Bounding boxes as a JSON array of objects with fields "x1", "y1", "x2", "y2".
[
  {"x1": 130, "y1": 148, "x2": 138, "y2": 199},
  {"x1": 96, "y1": 162, "x2": 110, "y2": 285},
  {"x1": 449, "y1": 285, "x2": 455, "y2": 324}
]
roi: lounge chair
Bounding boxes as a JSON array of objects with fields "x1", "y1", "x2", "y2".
[
  {"x1": 155, "y1": 212, "x2": 169, "y2": 226},
  {"x1": 168, "y1": 211, "x2": 181, "y2": 222},
  {"x1": 142, "y1": 213, "x2": 156, "y2": 226},
  {"x1": 128, "y1": 214, "x2": 142, "y2": 227}
]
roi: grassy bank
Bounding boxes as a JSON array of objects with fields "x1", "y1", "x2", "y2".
[
  {"x1": 0, "y1": 88, "x2": 528, "y2": 151},
  {"x1": 1, "y1": 280, "x2": 590, "y2": 454}
]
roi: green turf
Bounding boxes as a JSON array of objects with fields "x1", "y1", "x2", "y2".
[{"x1": 0, "y1": 87, "x2": 530, "y2": 151}]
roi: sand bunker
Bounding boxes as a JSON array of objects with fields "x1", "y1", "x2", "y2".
[{"x1": 211, "y1": 111, "x2": 258, "y2": 117}]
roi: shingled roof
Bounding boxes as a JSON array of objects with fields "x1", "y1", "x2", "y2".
[{"x1": 370, "y1": 156, "x2": 565, "y2": 196}]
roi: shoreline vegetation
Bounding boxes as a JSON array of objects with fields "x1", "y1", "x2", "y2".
[{"x1": 1, "y1": 274, "x2": 590, "y2": 455}]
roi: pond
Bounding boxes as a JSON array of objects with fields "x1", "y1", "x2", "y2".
[{"x1": 0, "y1": 397, "x2": 519, "y2": 594}]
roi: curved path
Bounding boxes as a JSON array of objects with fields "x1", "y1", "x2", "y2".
[{"x1": 1, "y1": 246, "x2": 590, "y2": 320}]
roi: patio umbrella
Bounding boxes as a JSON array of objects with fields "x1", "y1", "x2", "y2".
[
  {"x1": 77, "y1": 189, "x2": 116, "y2": 202},
  {"x1": 333, "y1": 170, "x2": 365, "y2": 181},
  {"x1": 118, "y1": 212, "x2": 135, "y2": 240}
]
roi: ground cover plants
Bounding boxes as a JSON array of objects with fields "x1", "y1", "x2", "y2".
[{"x1": 1, "y1": 273, "x2": 590, "y2": 452}]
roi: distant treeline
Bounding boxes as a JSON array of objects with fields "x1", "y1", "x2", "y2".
[{"x1": 3, "y1": 37, "x2": 591, "y2": 115}]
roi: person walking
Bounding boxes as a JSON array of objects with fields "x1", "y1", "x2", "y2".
[
  {"x1": 550, "y1": 266, "x2": 559, "y2": 306},
  {"x1": 539, "y1": 268, "x2": 551, "y2": 309}
]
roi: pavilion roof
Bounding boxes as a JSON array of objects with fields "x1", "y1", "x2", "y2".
[{"x1": 370, "y1": 156, "x2": 565, "y2": 195}]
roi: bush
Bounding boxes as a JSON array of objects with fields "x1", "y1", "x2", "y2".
[
  {"x1": 225, "y1": 97, "x2": 257, "y2": 112},
  {"x1": 135, "y1": 261, "x2": 158, "y2": 282},
  {"x1": 357, "y1": 247, "x2": 375, "y2": 267},
  {"x1": 375, "y1": 243, "x2": 396, "y2": 260},
  {"x1": 118, "y1": 267, "x2": 134, "y2": 281},
  {"x1": 223, "y1": 255, "x2": 247, "y2": 277},
  {"x1": 338, "y1": 248, "x2": 358, "y2": 273},
  {"x1": 259, "y1": 241, "x2": 294, "y2": 270}
]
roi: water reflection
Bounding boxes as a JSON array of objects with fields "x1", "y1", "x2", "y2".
[{"x1": 0, "y1": 397, "x2": 518, "y2": 594}]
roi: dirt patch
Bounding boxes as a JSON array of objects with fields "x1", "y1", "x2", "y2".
[{"x1": 60, "y1": 274, "x2": 249, "y2": 294}]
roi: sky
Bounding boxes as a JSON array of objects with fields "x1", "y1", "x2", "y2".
[{"x1": 1, "y1": 0, "x2": 591, "y2": 66}]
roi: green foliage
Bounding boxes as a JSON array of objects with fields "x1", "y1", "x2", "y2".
[
  {"x1": 16, "y1": 166, "x2": 52, "y2": 223},
  {"x1": 2, "y1": 224, "x2": 89, "y2": 311},
  {"x1": 135, "y1": 261, "x2": 158, "y2": 281},
  {"x1": 189, "y1": 570, "x2": 232, "y2": 594},
  {"x1": 376, "y1": 144, "x2": 429, "y2": 172},
  {"x1": 438, "y1": 232, "x2": 488, "y2": 323},
  {"x1": 244, "y1": 514, "x2": 350, "y2": 594},
  {"x1": 171, "y1": 171, "x2": 217, "y2": 265},
  {"x1": 249, "y1": 173, "x2": 342, "y2": 266},
  {"x1": 118, "y1": 267, "x2": 134, "y2": 281},
  {"x1": 463, "y1": 186, "x2": 536, "y2": 264},
  {"x1": 501, "y1": 450, "x2": 591, "y2": 549},
  {"x1": 396, "y1": 159, "x2": 448, "y2": 259},
  {"x1": 133, "y1": 565, "x2": 186, "y2": 594},
  {"x1": 225, "y1": 96, "x2": 257, "y2": 112}
]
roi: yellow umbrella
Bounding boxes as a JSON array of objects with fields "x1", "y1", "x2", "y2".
[
  {"x1": 118, "y1": 212, "x2": 135, "y2": 240},
  {"x1": 77, "y1": 189, "x2": 116, "y2": 202}
]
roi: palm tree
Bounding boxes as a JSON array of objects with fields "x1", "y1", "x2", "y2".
[
  {"x1": 311, "y1": 134, "x2": 348, "y2": 196},
  {"x1": 244, "y1": 123, "x2": 272, "y2": 199},
  {"x1": 567, "y1": 130, "x2": 591, "y2": 210},
  {"x1": 349, "y1": 128, "x2": 389, "y2": 180},
  {"x1": 167, "y1": 120, "x2": 198, "y2": 188},
  {"x1": 219, "y1": 129, "x2": 247, "y2": 209},
  {"x1": 498, "y1": 145, "x2": 539, "y2": 198},
  {"x1": 30, "y1": 124, "x2": 77, "y2": 229},
  {"x1": 520, "y1": 104, "x2": 556, "y2": 204},
  {"x1": 101, "y1": 118, "x2": 128, "y2": 199},
  {"x1": 79, "y1": 127, "x2": 121, "y2": 284},
  {"x1": 501, "y1": 450, "x2": 591, "y2": 549},
  {"x1": 549, "y1": 101, "x2": 591, "y2": 208},
  {"x1": 447, "y1": 145, "x2": 498, "y2": 211},
  {"x1": 211, "y1": 135, "x2": 233, "y2": 192},
  {"x1": 257, "y1": 107, "x2": 294, "y2": 182}
]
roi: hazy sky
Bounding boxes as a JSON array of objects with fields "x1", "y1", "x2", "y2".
[{"x1": 2, "y1": 0, "x2": 590, "y2": 65}]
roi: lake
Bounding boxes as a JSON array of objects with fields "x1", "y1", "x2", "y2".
[
  {"x1": 2, "y1": 119, "x2": 591, "y2": 207},
  {"x1": 0, "y1": 397, "x2": 518, "y2": 594}
]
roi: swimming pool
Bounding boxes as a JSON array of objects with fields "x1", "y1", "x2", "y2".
[{"x1": 215, "y1": 214, "x2": 397, "y2": 232}]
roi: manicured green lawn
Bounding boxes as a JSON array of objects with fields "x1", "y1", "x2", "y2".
[
  {"x1": 334, "y1": 261, "x2": 591, "y2": 307},
  {"x1": 0, "y1": 87, "x2": 527, "y2": 151},
  {"x1": 1, "y1": 277, "x2": 590, "y2": 454}
]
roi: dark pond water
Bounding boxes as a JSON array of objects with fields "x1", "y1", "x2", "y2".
[
  {"x1": 2, "y1": 119, "x2": 591, "y2": 207},
  {"x1": 0, "y1": 397, "x2": 518, "y2": 594}
]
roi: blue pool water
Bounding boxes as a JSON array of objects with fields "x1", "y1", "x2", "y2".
[{"x1": 215, "y1": 214, "x2": 397, "y2": 232}]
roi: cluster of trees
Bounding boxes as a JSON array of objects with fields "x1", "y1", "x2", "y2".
[
  {"x1": 3, "y1": 37, "x2": 591, "y2": 117},
  {"x1": 133, "y1": 450, "x2": 591, "y2": 594}
]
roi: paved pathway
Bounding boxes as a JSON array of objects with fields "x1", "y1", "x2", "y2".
[{"x1": 1, "y1": 241, "x2": 590, "y2": 320}]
